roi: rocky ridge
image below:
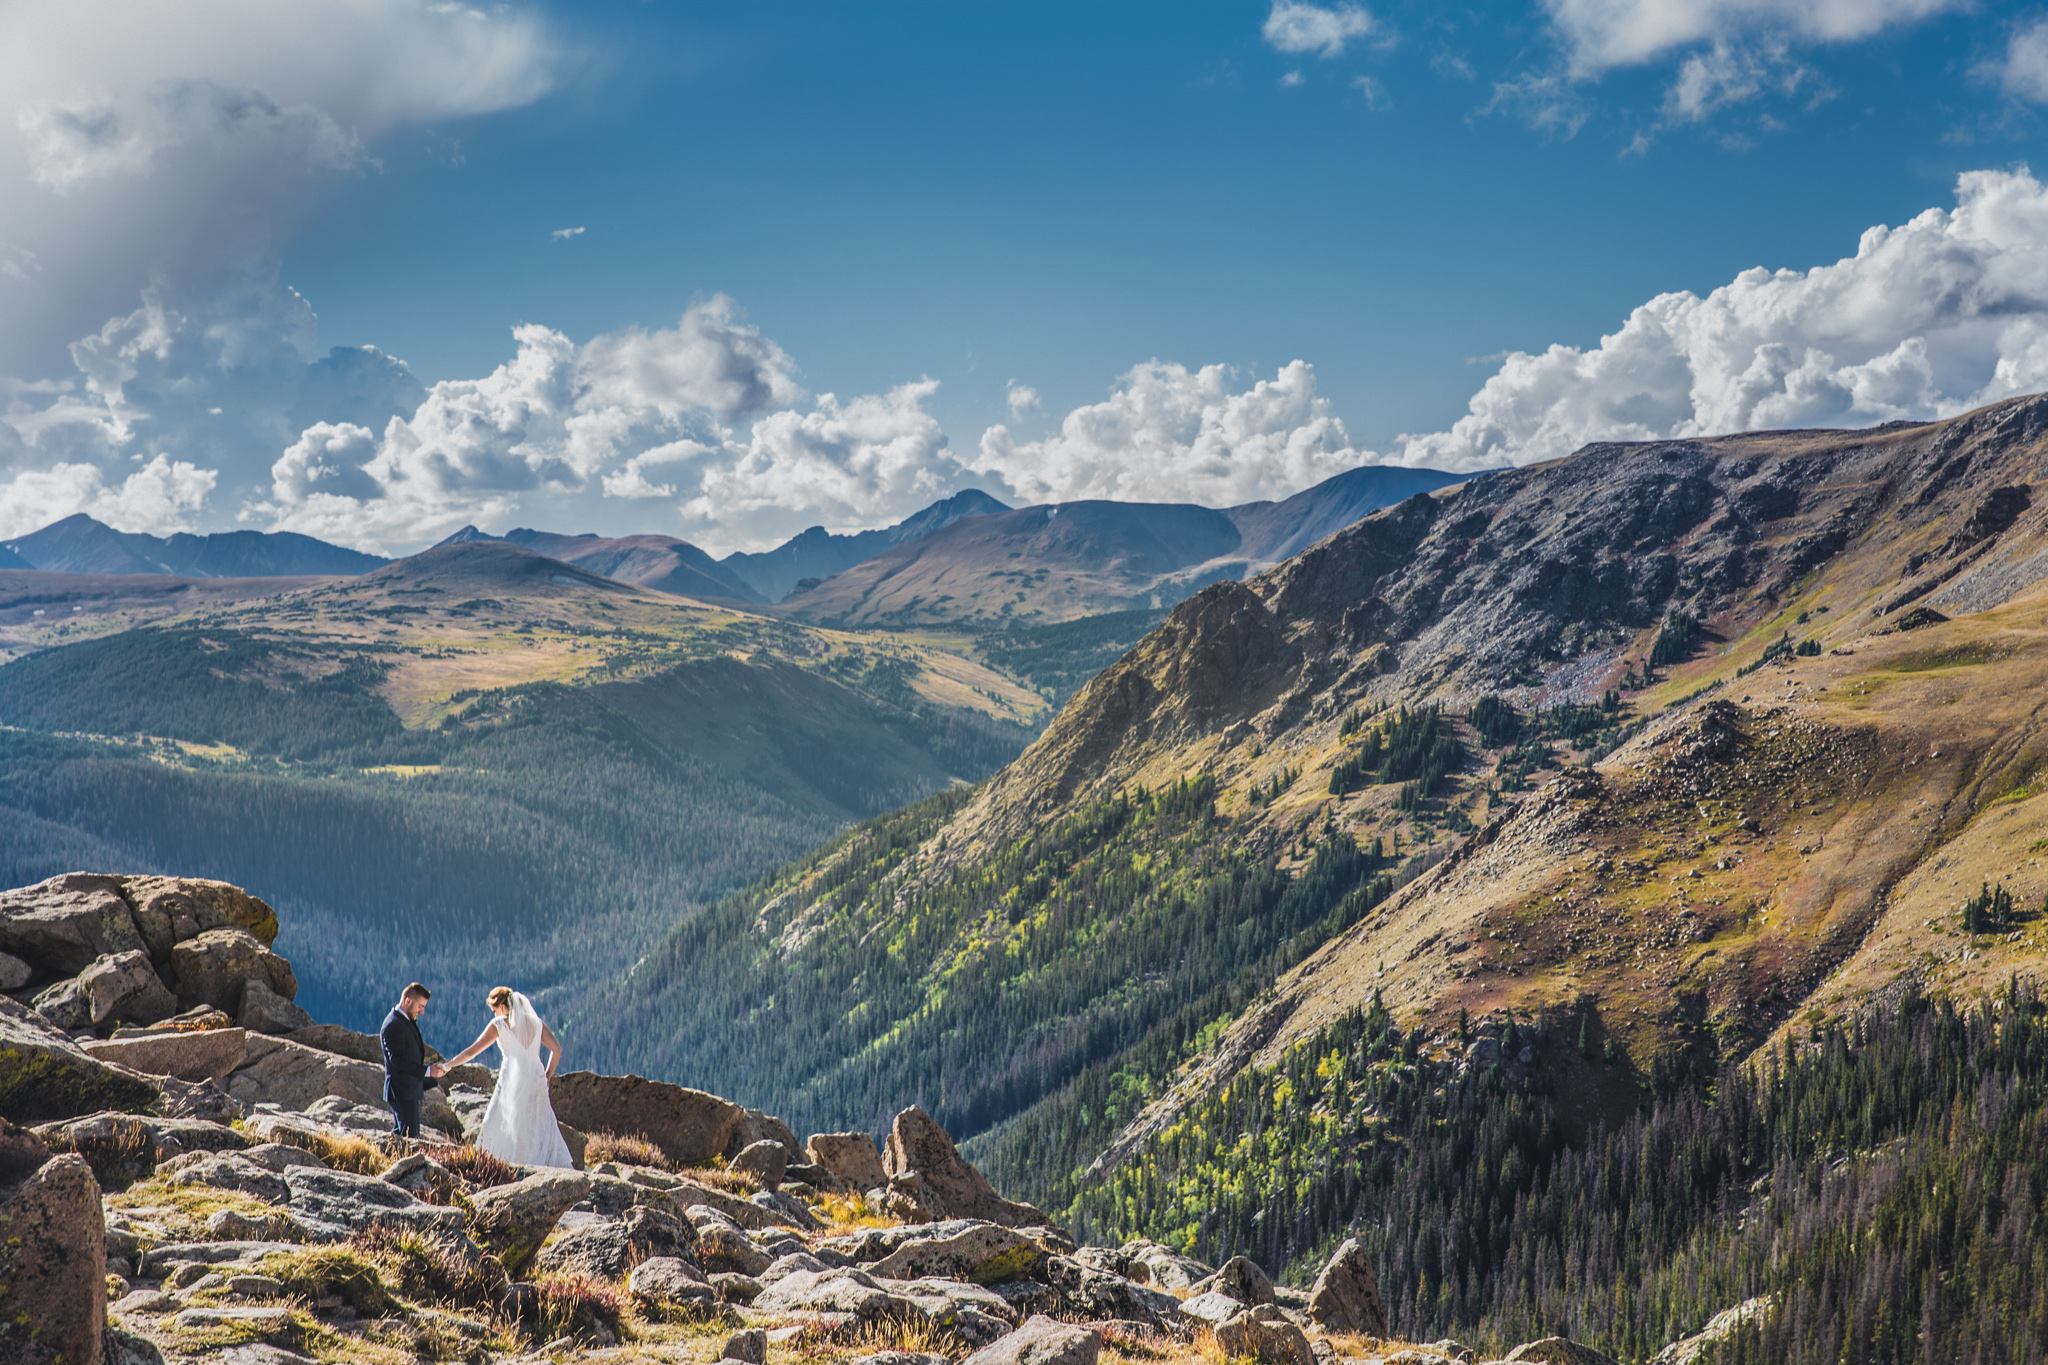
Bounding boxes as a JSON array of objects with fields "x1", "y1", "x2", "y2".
[{"x1": 0, "y1": 873, "x2": 1625, "y2": 1365}]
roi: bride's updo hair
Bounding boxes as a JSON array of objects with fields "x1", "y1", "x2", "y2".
[{"x1": 487, "y1": 986, "x2": 514, "y2": 1013}]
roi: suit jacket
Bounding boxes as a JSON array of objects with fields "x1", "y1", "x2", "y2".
[{"x1": 381, "y1": 1006, "x2": 429, "y2": 1104}]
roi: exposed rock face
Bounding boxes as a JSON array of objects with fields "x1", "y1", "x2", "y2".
[
  {"x1": 239, "y1": 978, "x2": 313, "y2": 1034},
  {"x1": 0, "y1": 951, "x2": 29, "y2": 990},
  {"x1": 1503, "y1": 1339, "x2": 1622, "y2": 1365},
  {"x1": 884, "y1": 1105, "x2": 1050, "y2": 1228},
  {"x1": 534, "y1": 1204, "x2": 698, "y2": 1280},
  {"x1": 170, "y1": 928, "x2": 296, "y2": 1014},
  {"x1": 84, "y1": 1026, "x2": 248, "y2": 1083},
  {"x1": 548, "y1": 1071, "x2": 743, "y2": 1166},
  {"x1": 83, "y1": 950, "x2": 179, "y2": 1026},
  {"x1": 0, "y1": 1120, "x2": 105, "y2": 1365},
  {"x1": 730, "y1": 1137, "x2": 789, "y2": 1189},
  {"x1": 808, "y1": 1130, "x2": 887, "y2": 1191},
  {"x1": 1306, "y1": 1237, "x2": 1387, "y2": 1336},
  {"x1": 466, "y1": 1169, "x2": 591, "y2": 1276},
  {"x1": 0, "y1": 994, "x2": 159, "y2": 1122},
  {"x1": 121, "y1": 876, "x2": 280, "y2": 951},
  {"x1": 960, "y1": 1315, "x2": 1101, "y2": 1365}
]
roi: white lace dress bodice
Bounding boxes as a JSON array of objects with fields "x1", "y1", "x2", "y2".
[{"x1": 471, "y1": 995, "x2": 575, "y2": 1168}]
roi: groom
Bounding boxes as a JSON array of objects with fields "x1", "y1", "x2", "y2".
[{"x1": 380, "y1": 982, "x2": 448, "y2": 1139}]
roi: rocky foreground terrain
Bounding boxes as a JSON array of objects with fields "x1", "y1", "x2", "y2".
[{"x1": 0, "y1": 872, "x2": 1644, "y2": 1365}]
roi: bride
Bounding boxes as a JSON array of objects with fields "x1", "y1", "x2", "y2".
[{"x1": 434, "y1": 986, "x2": 575, "y2": 1167}]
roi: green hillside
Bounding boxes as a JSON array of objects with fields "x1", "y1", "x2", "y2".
[
  {"x1": 571, "y1": 773, "x2": 1396, "y2": 1156},
  {"x1": 0, "y1": 623, "x2": 1034, "y2": 1033}
]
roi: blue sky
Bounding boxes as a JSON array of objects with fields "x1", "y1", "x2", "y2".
[{"x1": 4, "y1": 1, "x2": 2048, "y2": 554}]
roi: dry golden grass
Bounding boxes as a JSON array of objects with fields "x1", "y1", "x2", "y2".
[
  {"x1": 678, "y1": 1163, "x2": 764, "y2": 1196},
  {"x1": 585, "y1": 1131, "x2": 672, "y2": 1171},
  {"x1": 105, "y1": 1177, "x2": 289, "y2": 1243},
  {"x1": 812, "y1": 1189, "x2": 898, "y2": 1230},
  {"x1": 841, "y1": 1309, "x2": 965, "y2": 1359},
  {"x1": 262, "y1": 1126, "x2": 390, "y2": 1177}
]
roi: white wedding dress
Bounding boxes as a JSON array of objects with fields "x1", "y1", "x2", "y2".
[{"x1": 471, "y1": 992, "x2": 575, "y2": 1168}]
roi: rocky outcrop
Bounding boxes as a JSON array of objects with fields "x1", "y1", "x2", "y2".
[
  {"x1": 1652, "y1": 1298, "x2": 1772, "y2": 1365},
  {"x1": 0, "y1": 994, "x2": 159, "y2": 1122},
  {"x1": 467, "y1": 1169, "x2": 591, "y2": 1276},
  {"x1": 1306, "y1": 1237, "x2": 1385, "y2": 1335},
  {"x1": 548, "y1": 1071, "x2": 743, "y2": 1166},
  {"x1": 750, "y1": 1264, "x2": 924, "y2": 1321},
  {"x1": 884, "y1": 1106, "x2": 1050, "y2": 1228},
  {"x1": 808, "y1": 1130, "x2": 887, "y2": 1191},
  {"x1": 0, "y1": 1119, "x2": 105, "y2": 1365}
]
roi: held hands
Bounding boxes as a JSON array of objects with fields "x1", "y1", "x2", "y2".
[{"x1": 428, "y1": 1063, "x2": 447, "y2": 1079}]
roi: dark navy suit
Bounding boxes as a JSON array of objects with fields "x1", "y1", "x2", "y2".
[{"x1": 380, "y1": 1005, "x2": 430, "y2": 1137}]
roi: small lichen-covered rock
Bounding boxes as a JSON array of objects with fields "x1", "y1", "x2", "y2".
[
  {"x1": 690, "y1": 1205, "x2": 775, "y2": 1275},
  {"x1": 868, "y1": 1220, "x2": 1047, "y2": 1285},
  {"x1": 749, "y1": 1265, "x2": 924, "y2": 1321},
  {"x1": 239, "y1": 977, "x2": 313, "y2": 1035},
  {"x1": 807, "y1": 1129, "x2": 887, "y2": 1191},
  {"x1": 1215, "y1": 1309, "x2": 1314, "y2": 1365},
  {"x1": 0, "y1": 1122, "x2": 106, "y2": 1365},
  {"x1": 730, "y1": 1137, "x2": 789, "y2": 1189},
  {"x1": 537, "y1": 1204, "x2": 699, "y2": 1281},
  {"x1": 0, "y1": 993, "x2": 159, "y2": 1123},
  {"x1": 82, "y1": 950, "x2": 179, "y2": 1026},
  {"x1": 960, "y1": 1315, "x2": 1102, "y2": 1365},
  {"x1": 170, "y1": 928, "x2": 296, "y2": 1014},
  {"x1": 1197, "y1": 1254, "x2": 1276, "y2": 1306},
  {"x1": 629, "y1": 1255, "x2": 716, "y2": 1311},
  {"x1": 0, "y1": 950, "x2": 30, "y2": 990},
  {"x1": 1306, "y1": 1236, "x2": 1387, "y2": 1336},
  {"x1": 281, "y1": 1164, "x2": 467, "y2": 1243},
  {"x1": 466, "y1": 1168, "x2": 591, "y2": 1276}
]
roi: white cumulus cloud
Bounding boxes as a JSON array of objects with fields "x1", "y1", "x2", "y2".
[
  {"x1": 0, "y1": 454, "x2": 215, "y2": 539},
  {"x1": 977, "y1": 360, "x2": 1362, "y2": 507},
  {"x1": 1262, "y1": 2, "x2": 1375, "y2": 59},
  {"x1": 1392, "y1": 167, "x2": 2048, "y2": 471},
  {"x1": 1992, "y1": 17, "x2": 2048, "y2": 104},
  {"x1": 1006, "y1": 381, "x2": 1041, "y2": 417},
  {"x1": 1543, "y1": 0, "x2": 1962, "y2": 74}
]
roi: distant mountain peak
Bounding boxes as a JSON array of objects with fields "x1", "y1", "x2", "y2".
[
  {"x1": 720, "y1": 488, "x2": 1011, "y2": 602},
  {"x1": 6, "y1": 514, "x2": 388, "y2": 579}
]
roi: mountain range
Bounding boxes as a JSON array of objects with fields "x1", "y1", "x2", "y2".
[
  {"x1": 782, "y1": 465, "x2": 1467, "y2": 626},
  {"x1": 0, "y1": 466, "x2": 1461, "y2": 628},
  {"x1": 565, "y1": 395, "x2": 2048, "y2": 1338}
]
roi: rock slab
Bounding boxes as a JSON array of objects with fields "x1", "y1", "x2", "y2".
[
  {"x1": 884, "y1": 1105, "x2": 1050, "y2": 1228},
  {"x1": 0, "y1": 994, "x2": 159, "y2": 1122},
  {"x1": 467, "y1": 1168, "x2": 591, "y2": 1276}
]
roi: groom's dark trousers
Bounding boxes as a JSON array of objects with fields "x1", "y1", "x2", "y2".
[{"x1": 381, "y1": 1006, "x2": 429, "y2": 1138}]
